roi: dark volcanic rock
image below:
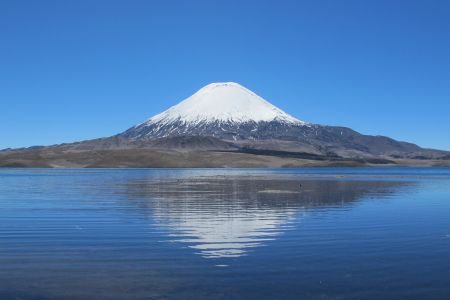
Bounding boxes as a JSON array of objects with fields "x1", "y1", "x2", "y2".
[{"x1": 1, "y1": 82, "x2": 449, "y2": 167}]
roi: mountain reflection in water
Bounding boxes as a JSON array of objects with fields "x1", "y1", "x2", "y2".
[
  {"x1": 121, "y1": 175, "x2": 410, "y2": 258},
  {"x1": 3, "y1": 169, "x2": 449, "y2": 300}
]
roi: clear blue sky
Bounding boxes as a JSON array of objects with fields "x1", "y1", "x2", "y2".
[{"x1": 1, "y1": 0, "x2": 449, "y2": 150}]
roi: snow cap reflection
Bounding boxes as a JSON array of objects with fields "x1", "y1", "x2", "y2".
[{"x1": 124, "y1": 174, "x2": 408, "y2": 259}]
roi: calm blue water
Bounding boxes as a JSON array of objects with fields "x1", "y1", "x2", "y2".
[{"x1": 0, "y1": 168, "x2": 449, "y2": 300}]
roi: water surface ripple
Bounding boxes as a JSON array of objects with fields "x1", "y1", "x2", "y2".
[{"x1": 0, "y1": 168, "x2": 449, "y2": 300}]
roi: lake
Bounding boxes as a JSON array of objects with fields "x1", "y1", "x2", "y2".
[{"x1": 0, "y1": 168, "x2": 449, "y2": 300}]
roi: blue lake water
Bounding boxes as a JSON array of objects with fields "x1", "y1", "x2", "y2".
[{"x1": 0, "y1": 168, "x2": 449, "y2": 300}]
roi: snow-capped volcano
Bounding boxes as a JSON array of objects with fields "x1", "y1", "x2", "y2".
[
  {"x1": 147, "y1": 82, "x2": 304, "y2": 125},
  {"x1": 115, "y1": 82, "x2": 443, "y2": 163},
  {"x1": 3, "y1": 81, "x2": 448, "y2": 168},
  {"x1": 122, "y1": 82, "x2": 307, "y2": 140}
]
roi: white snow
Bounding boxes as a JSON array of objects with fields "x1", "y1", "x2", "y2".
[
  {"x1": 151, "y1": 194, "x2": 299, "y2": 258},
  {"x1": 142, "y1": 82, "x2": 306, "y2": 126}
]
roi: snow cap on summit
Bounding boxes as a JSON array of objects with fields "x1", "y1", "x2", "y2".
[{"x1": 145, "y1": 82, "x2": 305, "y2": 125}]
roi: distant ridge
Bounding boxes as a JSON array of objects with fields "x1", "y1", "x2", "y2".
[{"x1": 1, "y1": 82, "x2": 449, "y2": 168}]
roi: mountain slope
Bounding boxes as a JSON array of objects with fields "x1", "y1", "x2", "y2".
[
  {"x1": 120, "y1": 82, "x2": 442, "y2": 159},
  {"x1": 1, "y1": 82, "x2": 449, "y2": 168},
  {"x1": 149, "y1": 82, "x2": 303, "y2": 124},
  {"x1": 122, "y1": 82, "x2": 306, "y2": 140}
]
